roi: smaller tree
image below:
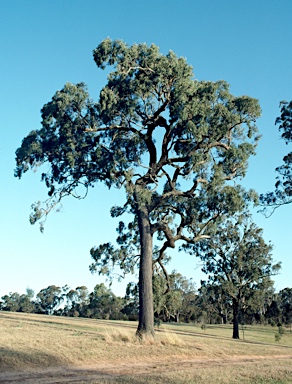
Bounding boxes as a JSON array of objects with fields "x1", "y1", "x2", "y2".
[
  {"x1": 195, "y1": 214, "x2": 281, "y2": 338},
  {"x1": 278, "y1": 288, "x2": 292, "y2": 325},
  {"x1": 261, "y1": 100, "x2": 292, "y2": 213},
  {"x1": 265, "y1": 298, "x2": 281, "y2": 325},
  {"x1": 0, "y1": 289, "x2": 36, "y2": 313},
  {"x1": 153, "y1": 272, "x2": 183, "y2": 323},
  {"x1": 87, "y1": 283, "x2": 124, "y2": 320},
  {"x1": 240, "y1": 286, "x2": 275, "y2": 325},
  {"x1": 36, "y1": 285, "x2": 65, "y2": 315},
  {"x1": 18, "y1": 288, "x2": 36, "y2": 313},
  {"x1": 1, "y1": 292, "x2": 22, "y2": 312},
  {"x1": 153, "y1": 271, "x2": 197, "y2": 323},
  {"x1": 123, "y1": 282, "x2": 139, "y2": 321},
  {"x1": 197, "y1": 284, "x2": 232, "y2": 324},
  {"x1": 63, "y1": 285, "x2": 89, "y2": 317}
]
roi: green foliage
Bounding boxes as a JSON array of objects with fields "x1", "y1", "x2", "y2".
[
  {"x1": 201, "y1": 323, "x2": 206, "y2": 332},
  {"x1": 261, "y1": 100, "x2": 292, "y2": 213},
  {"x1": 0, "y1": 290, "x2": 36, "y2": 313},
  {"x1": 1, "y1": 279, "x2": 291, "y2": 327},
  {"x1": 197, "y1": 213, "x2": 281, "y2": 337},
  {"x1": 278, "y1": 325, "x2": 285, "y2": 336},
  {"x1": 278, "y1": 288, "x2": 292, "y2": 325},
  {"x1": 275, "y1": 332, "x2": 282, "y2": 342},
  {"x1": 36, "y1": 285, "x2": 65, "y2": 315},
  {"x1": 153, "y1": 271, "x2": 197, "y2": 323},
  {"x1": 15, "y1": 39, "x2": 262, "y2": 334},
  {"x1": 87, "y1": 283, "x2": 125, "y2": 320},
  {"x1": 198, "y1": 215, "x2": 280, "y2": 296},
  {"x1": 62, "y1": 286, "x2": 89, "y2": 317},
  {"x1": 1, "y1": 292, "x2": 22, "y2": 312},
  {"x1": 15, "y1": 39, "x2": 261, "y2": 276},
  {"x1": 197, "y1": 284, "x2": 231, "y2": 324}
]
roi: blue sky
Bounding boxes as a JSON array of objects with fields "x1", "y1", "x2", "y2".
[{"x1": 0, "y1": 0, "x2": 291, "y2": 299}]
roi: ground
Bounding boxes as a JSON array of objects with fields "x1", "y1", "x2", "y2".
[{"x1": 0, "y1": 312, "x2": 291, "y2": 383}]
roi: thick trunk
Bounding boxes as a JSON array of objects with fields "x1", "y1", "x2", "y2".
[
  {"x1": 136, "y1": 203, "x2": 155, "y2": 339},
  {"x1": 232, "y1": 298, "x2": 240, "y2": 339}
]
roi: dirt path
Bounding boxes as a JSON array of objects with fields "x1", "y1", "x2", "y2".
[{"x1": 1, "y1": 355, "x2": 291, "y2": 384}]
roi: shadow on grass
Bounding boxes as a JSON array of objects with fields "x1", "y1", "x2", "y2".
[{"x1": 0, "y1": 347, "x2": 64, "y2": 371}]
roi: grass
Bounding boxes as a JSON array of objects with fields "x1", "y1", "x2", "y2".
[
  {"x1": 0, "y1": 311, "x2": 291, "y2": 383},
  {"x1": 160, "y1": 322, "x2": 292, "y2": 345},
  {"x1": 92, "y1": 361, "x2": 292, "y2": 384}
]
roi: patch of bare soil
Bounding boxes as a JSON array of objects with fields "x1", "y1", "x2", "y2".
[{"x1": 0, "y1": 355, "x2": 291, "y2": 384}]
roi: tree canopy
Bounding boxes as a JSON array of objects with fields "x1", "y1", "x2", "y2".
[
  {"x1": 261, "y1": 100, "x2": 292, "y2": 213},
  {"x1": 152, "y1": 271, "x2": 197, "y2": 323},
  {"x1": 196, "y1": 214, "x2": 281, "y2": 338},
  {"x1": 15, "y1": 39, "x2": 261, "y2": 338}
]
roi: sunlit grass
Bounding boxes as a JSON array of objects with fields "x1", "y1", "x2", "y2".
[
  {"x1": 159, "y1": 322, "x2": 292, "y2": 345},
  {"x1": 91, "y1": 360, "x2": 292, "y2": 384},
  {"x1": 0, "y1": 311, "x2": 291, "y2": 383}
]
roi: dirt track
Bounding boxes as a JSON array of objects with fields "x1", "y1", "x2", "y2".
[{"x1": 1, "y1": 355, "x2": 291, "y2": 384}]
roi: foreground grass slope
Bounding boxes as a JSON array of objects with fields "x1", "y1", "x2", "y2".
[{"x1": 0, "y1": 312, "x2": 291, "y2": 383}]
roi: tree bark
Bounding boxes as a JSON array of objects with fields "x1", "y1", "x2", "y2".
[
  {"x1": 136, "y1": 202, "x2": 155, "y2": 339},
  {"x1": 232, "y1": 298, "x2": 240, "y2": 339}
]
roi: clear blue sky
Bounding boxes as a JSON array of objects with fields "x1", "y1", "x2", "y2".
[{"x1": 0, "y1": 0, "x2": 291, "y2": 298}]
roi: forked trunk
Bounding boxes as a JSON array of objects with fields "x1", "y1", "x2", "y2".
[
  {"x1": 136, "y1": 203, "x2": 155, "y2": 339},
  {"x1": 232, "y1": 298, "x2": 240, "y2": 339}
]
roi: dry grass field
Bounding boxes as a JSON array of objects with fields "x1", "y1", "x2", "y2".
[{"x1": 0, "y1": 311, "x2": 291, "y2": 383}]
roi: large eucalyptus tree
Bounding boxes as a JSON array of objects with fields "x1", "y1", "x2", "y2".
[{"x1": 15, "y1": 39, "x2": 261, "y2": 338}]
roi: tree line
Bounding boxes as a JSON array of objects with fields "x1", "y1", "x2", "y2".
[
  {"x1": 1, "y1": 277, "x2": 291, "y2": 333},
  {"x1": 15, "y1": 39, "x2": 292, "y2": 339}
]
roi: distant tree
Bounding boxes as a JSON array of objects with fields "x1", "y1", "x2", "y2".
[
  {"x1": 36, "y1": 285, "x2": 65, "y2": 315},
  {"x1": 153, "y1": 271, "x2": 197, "y2": 323},
  {"x1": 18, "y1": 288, "x2": 36, "y2": 313},
  {"x1": 151, "y1": 274, "x2": 167, "y2": 321},
  {"x1": 87, "y1": 283, "x2": 124, "y2": 320},
  {"x1": 197, "y1": 284, "x2": 232, "y2": 324},
  {"x1": 125, "y1": 272, "x2": 197, "y2": 324},
  {"x1": 196, "y1": 214, "x2": 281, "y2": 338},
  {"x1": 15, "y1": 39, "x2": 261, "y2": 338},
  {"x1": 265, "y1": 298, "x2": 281, "y2": 325},
  {"x1": 278, "y1": 288, "x2": 292, "y2": 325},
  {"x1": 241, "y1": 286, "x2": 275, "y2": 325},
  {"x1": 0, "y1": 289, "x2": 36, "y2": 313},
  {"x1": 1, "y1": 292, "x2": 21, "y2": 312},
  {"x1": 261, "y1": 100, "x2": 292, "y2": 213},
  {"x1": 171, "y1": 273, "x2": 197, "y2": 323},
  {"x1": 123, "y1": 282, "x2": 139, "y2": 321},
  {"x1": 64, "y1": 285, "x2": 89, "y2": 317},
  {"x1": 26, "y1": 288, "x2": 35, "y2": 300}
]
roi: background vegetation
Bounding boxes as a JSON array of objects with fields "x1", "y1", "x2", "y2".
[{"x1": 1, "y1": 277, "x2": 291, "y2": 338}]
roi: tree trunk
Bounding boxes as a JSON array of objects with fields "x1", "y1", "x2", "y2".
[
  {"x1": 232, "y1": 298, "x2": 240, "y2": 339},
  {"x1": 220, "y1": 312, "x2": 227, "y2": 324},
  {"x1": 136, "y1": 203, "x2": 155, "y2": 339}
]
